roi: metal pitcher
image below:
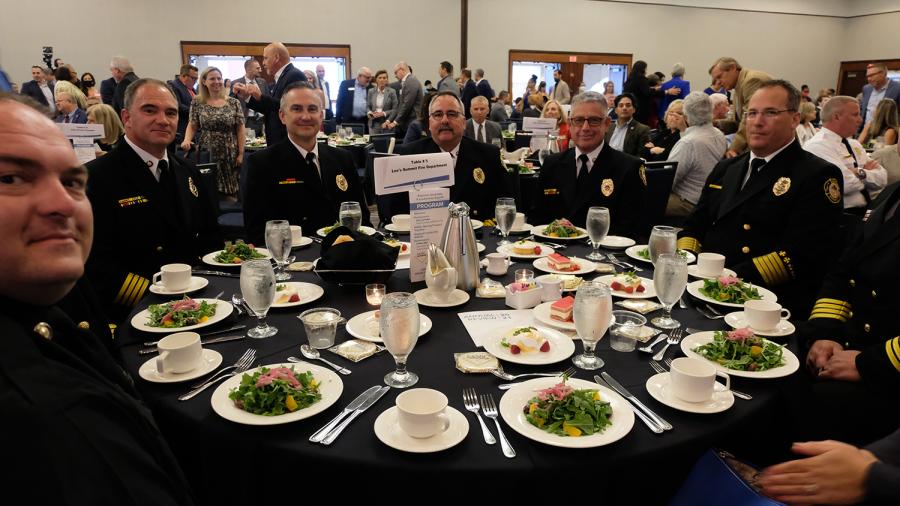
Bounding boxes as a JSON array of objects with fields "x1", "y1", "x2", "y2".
[{"x1": 438, "y1": 202, "x2": 481, "y2": 290}]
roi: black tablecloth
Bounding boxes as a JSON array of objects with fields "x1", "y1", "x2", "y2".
[{"x1": 119, "y1": 231, "x2": 796, "y2": 503}]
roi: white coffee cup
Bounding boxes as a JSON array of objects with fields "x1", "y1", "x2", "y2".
[
  {"x1": 392, "y1": 214, "x2": 411, "y2": 229},
  {"x1": 152, "y1": 263, "x2": 191, "y2": 291},
  {"x1": 290, "y1": 225, "x2": 303, "y2": 244},
  {"x1": 539, "y1": 276, "x2": 563, "y2": 302},
  {"x1": 696, "y1": 253, "x2": 726, "y2": 277},
  {"x1": 396, "y1": 388, "x2": 451, "y2": 439},
  {"x1": 512, "y1": 212, "x2": 526, "y2": 230},
  {"x1": 156, "y1": 331, "x2": 203, "y2": 374},
  {"x1": 744, "y1": 299, "x2": 791, "y2": 331},
  {"x1": 669, "y1": 357, "x2": 730, "y2": 403},
  {"x1": 486, "y1": 252, "x2": 510, "y2": 276}
]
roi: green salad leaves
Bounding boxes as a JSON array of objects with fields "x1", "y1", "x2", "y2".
[
  {"x1": 229, "y1": 366, "x2": 321, "y2": 416},
  {"x1": 214, "y1": 240, "x2": 266, "y2": 264},
  {"x1": 699, "y1": 276, "x2": 761, "y2": 304},
  {"x1": 692, "y1": 328, "x2": 785, "y2": 372},
  {"x1": 524, "y1": 381, "x2": 612, "y2": 437}
]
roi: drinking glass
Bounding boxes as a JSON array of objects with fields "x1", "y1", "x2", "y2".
[
  {"x1": 380, "y1": 292, "x2": 420, "y2": 388},
  {"x1": 515, "y1": 269, "x2": 534, "y2": 283},
  {"x1": 264, "y1": 219, "x2": 292, "y2": 281},
  {"x1": 572, "y1": 281, "x2": 613, "y2": 370},
  {"x1": 586, "y1": 207, "x2": 610, "y2": 261},
  {"x1": 365, "y1": 283, "x2": 385, "y2": 306},
  {"x1": 491, "y1": 138, "x2": 502, "y2": 149},
  {"x1": 648, "y1": 225, "x2": 677, "y2": 266},
  {"x1": 240, "y1": 259, "x2": 277, "y2": 338},
  {"x1": 495, "y1": 197, "x2": 516, "y2": 246},
  {"x1": 339, "y1": 201, "x2": 362, "y2": 231},
  {"x1": 508, "y1": 122, "x2": 517, "y2": 133},
  {"x1": 652, "y1": 253, "x2": 688, "y2": 329}
]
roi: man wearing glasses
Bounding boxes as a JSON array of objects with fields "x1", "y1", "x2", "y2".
[
  {"x1": 531, "y1": 91, "x2": 646, "y2": 238},
  {"x1": 169, "y1": 64, "x2": 198, "y2": 145},
  {"x1": 860, "y1": 63, "x2": 900, "y2": 128},
  {"x1": 678, "y1": 80, "x2": 843, "y2": 315}
]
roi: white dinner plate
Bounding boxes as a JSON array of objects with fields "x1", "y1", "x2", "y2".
[
  {"x1": 148, "y1": 276, "x2": 209, "y2": 296},
  {"x1": 724, "y1": 311, "x2": 796, "y2": 337},
  {"x1": 686, "y1": 280, "x2": 778, "y2": 308},
  {"x1": 211, "y1": 362, "x2": 344, "y2": 425},
  {"x1": 598, "y1": 236, "x2": 636, "y2": 249},
  {"x1": 645, "y1": 372, "x2": 734, "y2": 414},
  {"x1": 130, "y1": 298, "x2": 234, "y2": 333},
  {"x1": 345, "y1": 310, "x2": 433, "y2": 343},
  {"x1": 384, "y1": 223, "x2": 410, "y2": 234},
  {"x1": 624, "y1": 245, "x2": 696, "y2": 264},
  {"x1": 497, "y1": 243, "x2": 555, "y2": 259},
  {"x1": 202, "y1": 248, "x2": 272, "y2": 267},
  {"x1": 138, "y1": 349, "x2": 223, "y2": 384},
  {"x1": 292, "y1": 236, "x2": 314, "y2": 248},
  {"x1": 413, "y1": 288, "x2": 470, "y2": 308},
  {"x1": 271, "y1": 282, "x2": 325, "y2": 308},
  {"x1": 509, "y1": 223, "x2": 534, "y2": 234},
  {"x1": 680, "y1": 331, "x2": 800, "y2": 379},
  {"x1": 687, "y1": 265, "x2": 738, "y2": 280},
  {"x1": 532, "y1": 256, "x2": 596, "y2": 275},
  {"x1": 532, "y1": 301, "x2": 576, "y2": 331},
  {"x1": 531, "y1": 224, "x2": 589, "y2": 241},
  {"x1": 316, "y1": 225, "x2": 377, "y2": 238},
  {"x1": 374, "y1": 406, "x2": 469, "y2": 453},
  {"x1": 499, "y1": 377, "x2": 635, "y2": 448},
  {"x1": 482, "y1": 326, "x2": 576, "y2": 365},
  {"x1": 594, "y1": 274, "x2": 657, "y2": 299},
  {"x1": 471, "y1": 219, "x2": 484, "y2": 230},
  {"x1": 383, "y1": 241, "x2": 411, "y2": 256}
]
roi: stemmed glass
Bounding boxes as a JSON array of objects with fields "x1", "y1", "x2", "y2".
[
  {"x1": 572, "y1": 281, "x2": 613, "y2": 370},
  {"x1": 264, "y1": 219, "x2": 292, "y2": 281},
  {"x1": 648, "y1": 225, "x2": 677, "y2": 266},
  {"x1": 586, "y1": 207, "x2": 610, "y2": 261},
  {"x1": 380, "y1": 292, "x2": 420, "y2": 388},
  {"x1": 652, "y1": 253, "x2": 688, "y2": 329},
  {"x1": 495, "y1": 197, "x2": 516, "y2": 246},
  {"x1": 240, "y1": 259, "x2": 277, "y2": 338},
  {"x1": 339, "y1": 201, "x2": 362, "y2": 231}
]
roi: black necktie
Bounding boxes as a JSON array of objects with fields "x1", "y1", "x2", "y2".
[
  {"x1": 158, "y1": 159, "x2": 173, "y2": 190},
  {"x1": 477, "y1": 123, "x2": 485, "y2": 143},
  {"x1": 64, "y1": 114, "x2": 70, "y2": 123},
  {"x1": 841, "y1": 137, "x2": 870, "y2": 205},
  {"x1": 577, "y1": 154, "x2": 590, "y2": 184},
  {"x1": 743, "y1": 158, "x2": 766, "y2": 189},
  {"x1": 305, "y1": 152, "x2": 323, "y2": 188}
]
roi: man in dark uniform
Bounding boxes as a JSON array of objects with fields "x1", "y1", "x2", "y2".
[
  {"x1": 86, "y1": 78, "x2": 222, "y2": 324},
  {"x1": 677, "y1": 80, "x2": 843, "y2": 315},
  {"x1": 243, "y1": 82, "x2": 370, "y2": 245},
  {"x1": 531, "y1": 91, "x2": 646, "y2": 238},
  {"x1": 389, "y1": 91, "x2": 511, "y2": 221},
  {"x1": 0, "y1": 92, "x2": 195, "y2": 504}
]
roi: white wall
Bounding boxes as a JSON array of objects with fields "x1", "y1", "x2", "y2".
[{"x1": 842, "y1": 10, "x2": 900, "y2": 61}]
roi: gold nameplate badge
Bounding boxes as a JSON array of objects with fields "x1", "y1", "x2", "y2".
[
  {"x1": 772, "y1": 177, "x2": 791, "y2": 196},
  {"x1": 188, "y1": 176, "x2": 199, "y2": 197},
  {"x1": 473, "y1": 168, "x2": 485, "y2": 184},
  {"x1": 336, "y1": 174, "x2": 348, "y2": 191},
  {"x1": 825, "y1": 178, "x2": 841, "y2": 204},
  {"x1": 601, "y1": 178, "x2": 614, "y2": 197}
]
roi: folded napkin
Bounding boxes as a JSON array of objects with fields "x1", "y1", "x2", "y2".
[{"x1": 317, "y1": 226, "x2": 398, "y2": 270}]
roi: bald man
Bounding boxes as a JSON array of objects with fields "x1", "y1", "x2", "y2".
[{"x1": 336, "y1": 66, "x2": 373, "y2": 128}]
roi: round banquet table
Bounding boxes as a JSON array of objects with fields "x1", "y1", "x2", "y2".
[{"x1": 118, "y1": 229, "x2": 797, "y2": 503}]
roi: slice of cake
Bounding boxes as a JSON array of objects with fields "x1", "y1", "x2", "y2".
[
  {"x1": 512, "y1": 240, "x2": 541, "y2": 255},
  {"x1": 609, "y1": 271, "x2": 645, "y2": 294},
  {"x1": 547, "y1": 253, "x2": 578, "y2": 271},
  {"x1": 550, "y1": 295, "x2": 575, "y2": 322}
]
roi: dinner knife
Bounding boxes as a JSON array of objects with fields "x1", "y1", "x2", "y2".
[
  {"x1": 309, "y1": 385, "x2": 382, "y2": 443},
  {"x1": 594, "y1": 375, "x2": 663, "y2": 434},
  {"x1": 142, "y1": 325, "x2": 246, "y2": 347},
  {"x1": 600, "y1": 372, "x2": 673, "y2": 431},
  {"x1": 320, "y1": 386, "x2": 390, "y2": 445},
  {"x1": 192, "y1": 269, "x2": 240, "y2": 278},
  {"x1": 138, "y1": 334, "x2": 246, "y2": 355}
]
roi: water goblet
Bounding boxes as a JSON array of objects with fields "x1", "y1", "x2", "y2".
[
  {"x1": 651, "y1": 253, "x2": 688, "y2": 329},
  {"x1": 380, "y1": 292, "x2": 421, "y2": 388},
  {"x1": 648, "y1": 225, "x2": 677, "y2": 266},
  {"x1": 572, "y1": 281, "x2": 613, "y2": 370},
  {"x1": 264, "y1": 219, "x2": 292, "y2": 281},
  {"x1": 495, "y1": 197, "x2": 516, "y2": 246},
  {"x1": 240, "y1": 259, "x2": 278, "y2": 338},
  {"x1": 339, "y1": 201, "x2": 362, "y2": 231},
  {"x1": 586, "y1": 207, "x2": 610, "y2": 261}
]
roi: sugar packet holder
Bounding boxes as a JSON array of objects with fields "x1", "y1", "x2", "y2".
[
  {"x1": 616, "y1": 299, "x2": 663, "y2": 314},
  {"x1": 476, "y1": 278, "x2": 506, "y2": 298},
  {"x1": 454, "y1": 352, "x2": 500, "y2": 373},
  {"x1": 328, "y1": 339, "x2": 380, "y2": 362}
]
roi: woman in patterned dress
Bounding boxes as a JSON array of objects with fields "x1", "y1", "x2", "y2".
[{"x1": 180, "y1": 66, "x2": 245, "y2": 199}]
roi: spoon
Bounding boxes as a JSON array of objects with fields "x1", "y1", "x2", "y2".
[
  {"x1": 230, "y1": 293, "x2": 245, "y2": 316},
  {"x1": 231, "y1": 293, "x2": 256, "y2": 317},
  {"x1": 290, "y1": 345, "x2": 352, "y2": 375},
  {"x1": 638, "y1": 334, "x2": 668, "y2": 353}
]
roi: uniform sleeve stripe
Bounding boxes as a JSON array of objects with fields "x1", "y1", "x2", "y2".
[
  {"x1": 769, "y1": 254, "x2": 791, "y2": 281},
  {"x1": 121, "y1": 274, "x2": 148, "y2": 307},
  {"x1": 753, "y1": 257, "x2": 776, "y2": 285},
  {"x1": 114, "y1": 273, "x2": 136, "y2": 305},
  {"x1": 810, "y1": 308, "x2": 850, "y2": 317},
  {"x1": 677, "y1": 237, "x2": 701, "y2": 254},
  {"x1": 760, "y1": 255, "x2": 782, "y2": 284},
  {"x1": 815, "y1": 298, "x2": 852, "y2": 310},
  {"x1": 809, "y1": 312, "x2": 848, "y2": 322},
  {"x1": 126, "y1": 278, "x2": 149, "y2": 307},
  {"x1": 886, "y1": 338, "x2": 900, "y2": 374}
]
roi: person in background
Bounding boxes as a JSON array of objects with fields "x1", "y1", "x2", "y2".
[
  {"x1": 490, "y1": 90, "x2": 510, "y2": 122},
  {"x1": 550, "y1": 69, "x2": 571, "y2": 105},
  {"x1": 168, "y1": 64, "x2": 198, "y2": 145},
  {"x1": 859, "y1": 99, "x2": 899, "y2": 147},
  {"x1": 86, "y1": 103, "x2": 124, "y2": 153},
  {"x1": 795, "y1": 100, "x2": 818, "y2": 146},
  {"x1": 109, "y1": 55, "x2": 137, "y2": 114},
  {"x1": 659, "y1": 62, "x2": 689, "y2": 120},
  {"x1": 603, "y1": 80, "x2": 616, "y2": 109},
  {"x1": 623, "y1": 60, "x2": 664, "y2": 125},
  {"x1": 523, "y1": 92, "x2": 543, "y2": 117},
  {"x1": 435, "y1": 61, "x2": 457, "y2": 95},
  {"x1": 460, "y1": 68, "x2": 478, "y2": 119},
  {"x1": 54, "y1": 66, "x2": 79, "y2": 87},
  {"x1": 541, "y1": 98, "x2": 570, "y2": 151},
  {"x1": 383, "y1": 61, "x2": 422, "y2": 137},
  {"x1": 79, "y1": 72, "x2": 101, "y2": 106},
  {"x1": 367, "y1": 69, "x2": 398, "y2": 134},
  {"x1": 642, "y1": 99, "x2": 685, "y2": 161},
  {"x1": 230, "y1": 58, "x2": 268, "y2": 137},
  {"x1": 99, "y1": 75, "x2": 116, "y2": 106},
  {"x1": 605, "y1": 93, "x2": 651, "y2": 157},
  {"x1": 20, "y1": 65, "x2": 55, "y2": 112},
  {"x1": 709, "y1": 56, "x2": 772, "y2": 157},
  {"x1": 465, "y1": 95, "x2": 501, "y2": 145},
  {"x1": 54, "y1": 91, "x2": 87, "y2": 124},
  {"x1": 872, "y1": 135, "x2": 900, "y2": 186},
  {"x1": 860, "y1": 63, "x2": 900, "y2": 129},
  {"x1": 54, "y1": 80, "x2": 87, "y2": 111},
  {"x1": 403, "y1": 90, "x2": 436, "y2": 144}
]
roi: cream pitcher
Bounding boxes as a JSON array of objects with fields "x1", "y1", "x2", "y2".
[{"x1": 438, "y1": 202, "x2": 481, "y2": 290}]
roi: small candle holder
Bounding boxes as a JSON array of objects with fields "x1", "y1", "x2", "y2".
[
  {"x1": 365, "y1": 284, "x2": 386, "y2": 306},
  {"x1": 515, "y1": 269, "x2": 534, "y2": 283}
]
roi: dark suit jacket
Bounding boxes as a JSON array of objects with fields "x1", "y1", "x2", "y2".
[
  {"x1": 461, "y1": 80, "x2": 478, "y2": 118},
  {"x1": 388, "y1": 136, "x2": 512, "y2": 221},
  {"x1": 247, "y1": 63, "x2": 307, "y2": 145},
  {"x1": 243, "y1": 140, "x2": 371, "y2": 244},
  {"x1": 464, "y1": 119, "x2": 502, "y2": 145},
  {"x1": 230, "y1": 76, "x2": 269, "y2": 118},
  {"x1": 113, "y1": 72, "x2": 138, "y2": 114},
  {"x1": 679, "y1": 140, "x2": 844, "y2": 315},
  {"x1": 20, "y1": 80, "x2": 54, "y2": 107},
  {"x1": 531, "y1": 145, "x2": 646, "y2": 238},
  {"x1": 861, "y1": 80, "x2": 900, "y2": 127},
  {"x1": 335, "y1": 78, "x2": 372, "y2": 123},
  {"x1": 55, "y1": 107, "x2": 88, "y2": 124},
  {"x1": 476, "y1": 79, "x2": 494, "y2": 100},
  {"x1": 85, "y1": 142, "x2": 222, "y2": 321},
  {"x1": 100, "y1": 77, "x2": 116, "y2": 106},
  {"x1": 168, "y1": 77, "x2": 194, "y2": 140},
  {"x1": 605, "y1": 119, "x2": 652, "y2": 157}
]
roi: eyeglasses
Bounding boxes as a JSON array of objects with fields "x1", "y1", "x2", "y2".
[
  {"x1": 745, "y1": 108, "x2": 795, "y2": 120},
  {"x1": 430, "y1": 111, "x2": 462, "y2": 120},
  {"x1": 570, "y1": 116, "x2": 606, "y2": 127}
]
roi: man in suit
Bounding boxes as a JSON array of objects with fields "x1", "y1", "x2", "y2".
[
  {"x1": 86, "y1": 78, "x2": 222, "y2": 322},
  {"x1": 100, "y1": 77, "x2": 116, "y2": 106},
  {"x1": 231, "y1": 58, "x2": 269, "y2": 136},
  {"x1": 53, "y1": 92, "x2": 87, "y2": 123},
  {"x1": 678, "y1": 80, "x2": 843, "y2": 316},
  {"x1": 315, "y1": 64, "x2": 332, "y2": 116},
  {"x1": 491, "y1": 90, "x2": 511, "y2": 122},
  {"x1": 860, "y1": 63, "x2": 900, "y2": 129},
  {"x1": 233, "y1": 42, "x2": 307, "y2": 145},
  {"x1": 459, "y1": 68, "x2": 478, "y2": 119},
  {"x1": 474, "y1": 68, "x2": 494, "y2": 101},
  {"x1": 168, "y1": 64, "x2": 197, "y2": 144},
  {"x1": 110, "y1": 55, "x2": 138, "y2": 114},
  {"x1": 335, "y1": 66, "x2": 373, "y2": 128},
  {"x1": 244, "y1": 83, "x2": 370, "y2": 245},
  {"x1": 604, "y1": 93, "x2": 651, "y2": 157},
  {"x1": 464, "y1": 96, "x2": 501, "y2": 145},
  {"x1": 436, "y1": 61, "x2": 457, "y2": 95},
  {"x1": 710, "y1": 56, "x2": 772, "y2": 157},
  {"x1": 384, "y1": 61, "x2": 423, "y2": 138},
  {"x1": 20, "y1": 66, "x2": 55, "y2": 112},
  {"x1": 532, "y1": 91, "x2": 646, "y2": 238},
  {"x1": 549, "y1": 69, "x2": 571, "y2": 105}
]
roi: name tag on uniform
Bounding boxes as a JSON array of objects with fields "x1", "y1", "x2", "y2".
[
  {"x1": 278, "y1": 178, "x2": 302, "y2": 185},
  {"x1": 544, "y1": 188, "x2": 559, "y2": 195},
  {"x1": 118, "y1": 196, "x2": 148, "y2": 207}
]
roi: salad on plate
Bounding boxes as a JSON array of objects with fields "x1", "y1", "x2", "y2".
[
  {"x1": 214, "y1": 240, "x2": 266, "y2": 264},
  {"x1": 692, "y1": 328, "x2": 786, "y2": 372},
  {"x1": 700, "y1": 275, "x2": 761, "y2": 304},
  {"x1": 524, "y1": 379, "x2": 613, "y2": 437},
  {"x1": 228, "y1": 366, "x2": 321, "y2": 416},
  {"x1": 542, "y1": 219, "x2": 583, "y2": 238},
  {"x1": 637, "y1": 248, "x2": 689, "y2": 261},
  {"x1": 146, "y1": 297, "x2": 217, "y2": 328}
]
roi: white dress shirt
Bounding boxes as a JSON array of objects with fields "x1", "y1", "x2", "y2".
[
  {"x1": 288, "y1": 138, "x2": 321, "y2": 178},
  {"x1": 124, "y1": 135, "x2": 170, "y2": 181},
  {"x1": 609, "y1": 120, "x2": 630, "y2": 152},
  {"x1": 574, "y1": 142, "x2": 604, "y2": 177},
  {"x1": 40, "y1": 83, "x2": 55, "y2": 113},
  {"x1": 865, "y1": 85, "x2": 888, "y2": 125},
  {"x1": 804, "y1": 127, "x2": 888, "y2": 208},
  {"x1": 795, "y1": 123, "x2": 817, "y2": 146}
]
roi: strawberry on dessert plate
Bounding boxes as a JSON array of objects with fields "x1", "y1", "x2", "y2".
[
  {"x1": 595, "y1": 273, "x2": 656, "y2": 299},
  {"x1": 482, "y1": 325, "x2": 576, "y2": 365},
  {"x1": 271, "y1": 282, "x2": 325, "y2": 308},
  {"x1": 497, "y1": 240, "x2": 554, "y2": 259},
  {"x1": 533, "y1": 253, "x2": 596, "y2": 274}
]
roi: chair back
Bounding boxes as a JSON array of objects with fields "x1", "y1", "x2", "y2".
[
  {"x1": 323, "y1": 119, "x2": 337, "y2": 134},
  {"x1": 642, "y1": 160, "x2": 677, "y2": 234},
  {"x1": 195, "y1": 163, "x2": 221, "y2": 213},
  {"x1": 365, "y1": 151, "x2": 401, "y2": 226},
  {"x1": 340, "y1": 123, "x2": 366, "y2": 135},
  {"x1": 513, "y1": 131, "x2": 533, "y2": 150},
  {"x1": 369, "y1": 133, "x2": 394, "y2": 153}
]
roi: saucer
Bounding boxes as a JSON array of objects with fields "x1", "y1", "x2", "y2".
[
  {"x1": 645, "y1": 372, "x2": 734, "y2": 414},
  {"x1": 414, "y1": 288, "x2": 470, "y2": 308},
  {"x1": 598, "y1": 236, "x2": 636, "y2": 249},
  {"x1": 687, "y1": 265, "x2": 737, "y2": 280},
  {"x1": 384, "y1": 223, "x2": 410, "y2": 234},
  {"x1": 374, "y1": 406, "x2": 469, "y2": 453},
  {"x1": 138, "y1": 349, "x2": 223, "y2": 384},
  {"x1": 292, "y1": 236, "x2": 314, "y2": 248},
  {"x1": 724, "y1": 311, "x2": 796, "y2": 337},
  {"x1": 149, "y1": 276, "x2": 208, "y2": 295},
  {"x1": 508, "y1": 223, "x2": 533, "y2": 234}
]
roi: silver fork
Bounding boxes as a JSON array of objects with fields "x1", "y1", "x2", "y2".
[
  {"x1": 189, "y1": 348, "x2": 255, "y2": 389},
  {"x1": 462, "y1": 388, "x2": 496, "y2": 445},
  {"x1": 178, "y1": 349, "x2": 256, "y2": 401},
  {"x1": 498, "y1": 369, "x2": 577, "y2": 390},
  {"x1": 696, "y1": 305, "x2": 725, "y2": 320},
  {"x1": 491, "y1": 366, "x2": 575, "y2": 381},
  {"x1": 480, "y1": 394, "x2": 515, "y2": 458},
  {"x1": 652, "y1": 328, "x2": 683, "y2": 361},
  {"x1": 705, "y1": 304, "x2": 725, "y2": 317},
  {"x1": 664, "y1": 358, "x2": 753, "y2": 400}
]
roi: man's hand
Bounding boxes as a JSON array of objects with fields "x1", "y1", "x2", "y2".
[
  {"x1": 818, "y1": 350, "x2": 861, "y2": 381},
  {"x1": 245, "y1": 82, "x2": 262, "y2": 100},
  {"x1": 806, "y1": 339, "x2": 844, "y2": 373},
  {"x1": 232, "y1": 82, "x2": 248, "y2": 99},
  {"x1": 666, "y1": 87, "x2": 681, "y2": 96},
  {"x1": 863, "y1": 159, "x2": 881, "y2": 171},
  {"x1": 725, "y1": 149, "x2": 738, "y2": 158}
]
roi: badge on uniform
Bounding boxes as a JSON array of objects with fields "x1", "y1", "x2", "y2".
[
  {"x1": 188, "y1": 177, "x2": 199, "y2": 197},
  {"x1": 863, "y1": 209, "x2": 873, "y2": 222},
  {"x1": 601, "y1": 178, "x2": 614, "y2": 197},
  {"x1": 824, "y1": 178, "x2": 841, "y2": 204},
  {"x1": 639, "y1": 165, "x2": 648, "y2": 187},
  {"x1": 772, "y1": 177, "x2": 791, "y2": 196},
  {"x1": 473, "y1": 168, "x2": 485, "y2": 184},
  {"x1": 336, "y1": 174, "x2": 348, "y2": 192}
]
